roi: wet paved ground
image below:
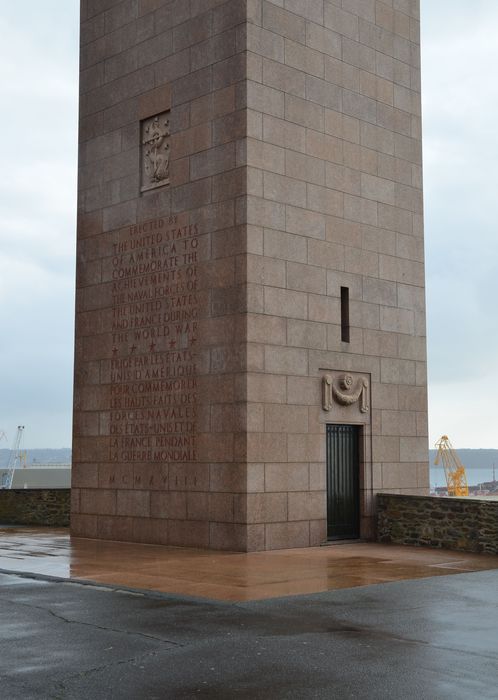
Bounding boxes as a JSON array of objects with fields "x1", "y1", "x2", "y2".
[
  {"x1": 1, "y1": 568, "x2": 498, "y2": 699},
  {"x1": 1, "y1": 527, "x2": 498, "y2": 600},
  {"x1": 1, "y1": 527, "x2": 498, "y2": 697}
]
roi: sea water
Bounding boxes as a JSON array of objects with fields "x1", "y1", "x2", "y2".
[{"x1": 430, "y1": 467, "x2": 497, "y2": 489}]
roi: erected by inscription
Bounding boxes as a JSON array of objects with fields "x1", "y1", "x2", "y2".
[
  {"x1": 109, "y1": 216, "x2": 199, "y2": 465},
  {"x1": 141, "y1": 112, "x2": 170, "y2": 192}
]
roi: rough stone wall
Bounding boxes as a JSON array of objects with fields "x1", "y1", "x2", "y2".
[
  {"x1": 0, "y1": 490, "x2": 70, "y2": 527},
  {"x1": 74, "y1": 0, "x2": 252, "y2": 549},
  {"x1": 377, "y1": 494, "x2": 498, "y2": 554},
  {"x1": 244, "y1": 0, "x2": 428, "y2": 548}
]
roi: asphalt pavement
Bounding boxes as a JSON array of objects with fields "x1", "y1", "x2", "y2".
[{"x1": 1, "y1": 568, "x2": 498, "y2": 699}]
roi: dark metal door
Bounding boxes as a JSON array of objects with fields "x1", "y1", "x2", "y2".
[{"x1": 326, "y1": 424, "x2": 360, "y2": 540}]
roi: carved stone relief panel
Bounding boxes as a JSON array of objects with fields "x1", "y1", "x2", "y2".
[
  {"x1": 321, "y1": 371, "x2": 370, "y2": 420},
  {"x1": 140, "y1": 111, "x2": 170, "y2": 193}
]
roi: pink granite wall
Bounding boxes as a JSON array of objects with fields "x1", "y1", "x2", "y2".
[
  {"x1": 73, "y1": 0, "x2": 253, "y2": 549},
  {"x1": 242, "y1": 0, "x2": 428, "y2": 547}
]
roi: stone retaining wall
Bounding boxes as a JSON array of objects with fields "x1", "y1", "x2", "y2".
[
  {"x1": 377, "y1": 493, "x2": 498, "y2": 554},
  {"x1": 0, "y1": 489, "x2": 70, "y2": 527}
]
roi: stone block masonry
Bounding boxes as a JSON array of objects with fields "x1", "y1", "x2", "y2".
[
  {"x1": 377, "y1": 494, "x2": 498, "y2": 555},
  {"x1": 73, "y1": 0, "x2": 429, "y2": 551}
]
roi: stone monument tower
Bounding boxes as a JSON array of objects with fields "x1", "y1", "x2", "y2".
[{"x1": 72, "y1": 0, "x2": 428, "y2": 550}]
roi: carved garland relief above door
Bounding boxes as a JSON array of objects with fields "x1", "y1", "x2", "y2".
[{"x1": 322, "y1": 373, "x2": 370, "y2": 415}]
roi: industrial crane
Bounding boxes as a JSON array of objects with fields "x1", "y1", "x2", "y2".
[
  {"x1": 434, "y1": 435, "x2": 469, "y2": 497},
  {"x1": 1, "y1": 426, "x2": 25, "y2": 489}
]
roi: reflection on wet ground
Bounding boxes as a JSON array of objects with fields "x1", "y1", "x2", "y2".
[{"x1": 1, "y1": 526, "x2": 497, "y2": 600}]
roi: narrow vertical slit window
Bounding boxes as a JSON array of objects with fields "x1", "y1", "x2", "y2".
[{"x1": 341, "y1": 286, "x2": 350, "y2": 343}]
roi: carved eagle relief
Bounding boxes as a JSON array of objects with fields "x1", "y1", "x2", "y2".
[{"x1": 141, "y1": 112, "x2": 171, "y2": 191}]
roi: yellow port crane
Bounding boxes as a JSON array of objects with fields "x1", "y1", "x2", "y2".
[{"x1": 434, "y1": 435, "x2": 469, "y2": 497}]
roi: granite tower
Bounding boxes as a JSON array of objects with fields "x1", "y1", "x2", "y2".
[{"x1": 72, "y1": 0, "x2": 428, "y2": 550}]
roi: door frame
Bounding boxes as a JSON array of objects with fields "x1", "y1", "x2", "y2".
[{"x1": 326, "y1": 423, "x2": 364, "y2": 541}]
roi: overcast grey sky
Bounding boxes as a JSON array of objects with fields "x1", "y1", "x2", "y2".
[
  {"x1": 422, "y1": 1, "x2": 498, "y2": 448},
  {"x1": 0, "y1": 1, "x2": 497, "y2": 448}
]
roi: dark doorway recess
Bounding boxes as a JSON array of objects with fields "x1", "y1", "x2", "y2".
[{"x1": 326, "y1": 424, "x2": 360, "y2": 540}]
